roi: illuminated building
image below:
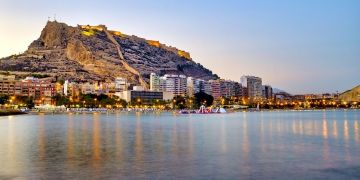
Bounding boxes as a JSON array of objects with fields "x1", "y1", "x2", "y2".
[
  {"x1": 0, "y1": 75, "x2": 56, "y2": 105},
  {"x1": 150, "y1": 73, "x2": 187, "y2": 96},
  {"x1": 240, "y1": 75, "x2": 263, "y2": 99}
]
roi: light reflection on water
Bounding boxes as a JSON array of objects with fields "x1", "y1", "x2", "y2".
[{"x1": 0, "y1": 110, "x2": 359, "y2": 179}]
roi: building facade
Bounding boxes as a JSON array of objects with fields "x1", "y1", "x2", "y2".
[
  {"x1": 0, "y1": 75, "x2": 56, "y2": 105},
  {"x1": 240, "y1": 76, "x2": 263, "y2": 99},
  {"x1": 150, "y1": 73, "x2": 187, "y2": 96},
  {"x1": 115, "y1": 77, "x2": 128, "y2": 93},
  {"x1": 116, "y1": 90, "x2": 174, "y2": 104},
  {"x1": 262, "y1": 85, "x2": 273, "y2": 99}
]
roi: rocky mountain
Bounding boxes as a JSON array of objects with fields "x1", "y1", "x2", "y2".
[
  {"x1": 0, "y1": 21, "x2": 218, "y2": 88},
  {"x1": 338, "y1": 85, "x2": 360, "y2": 102}
]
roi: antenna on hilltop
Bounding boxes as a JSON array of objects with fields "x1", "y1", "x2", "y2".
[{"x1": 54, "y1": 14, "x2": 57, "y2": 21}]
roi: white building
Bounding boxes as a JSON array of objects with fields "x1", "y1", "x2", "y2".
[
  {"x1": 187, "y1": 77, "x2": 204, "y2": 97},
  {"x1": 63, "y1": 80, "x2": 69, "y2": 96},
  {"x1": 150, "y1": 73, "x2": 161, "y2": 91},
  {"x1": 115, "y1": 77, "x2": 128, "y2": 93},
  {"x1": 115, "y1": 87, "x2": 174, "y2": 104},
  {"x1": 150, "y1": 73, "x2": 187, "y2": 96},
  {"x1": 163, "y1": 74, "x2": 187, "y2": 96}
]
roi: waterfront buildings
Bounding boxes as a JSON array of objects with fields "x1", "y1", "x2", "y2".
[
  {"x1": 262, "y1": 85, "x2": 273, "y2": 99},
  {"x1": 63, "y1": 80, "x2": 69, "y2": 96},
  {"x1": 150, "y1": 73, "x2": 161, "y2": 91},
  {"x1": 209, "y1": 80, "x2": 221, "y2": 99},
  {"x1": 150, "y1": 73, "x2": 187, "y2": 96},
  {"x1": 186, "y1": 77, "x2": 203, "y2": 97},
  {"x1": 2, "y1": 72, "x2": 308, "y2": 106},
  {"x1": 201, "y1": 81, "x2": 213, "y2": 95},
  {"x1": 150, "y1": 73, "x2": 246, "y2": 100},
  {"x1": 0, "y1": 75, "x2": 55, "y2": 104},
  {"x1": 115, "y1": 77, "x2": 128, "y2": 93},
  {"x1": 162, "y1": 74, "x2": 187, "y2": 96},
  {"x1": 116, "y1": 87, "x2": 174, "y2": 104},
  {"x1": 220, "y1": 80, "x2": 242, "y2": 98},
  {"x1": 0, "y1": 75, "x2": 16, "y2": 95},
  {"x1": 240, "y1": 76, "x2": 263, "y2": 100},
  {"x1": 81, "y1": 82, "x2": 97, "y2": 95}
]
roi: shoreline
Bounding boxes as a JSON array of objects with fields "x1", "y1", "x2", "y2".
[
  {"x1": 0, "y1": 110, "x2": 27, "y2": 116},
  {"x1": 1, "y1": 107, "x2": 359, "y2": 117},
  {"x1": 19, "y1": 108, "x2": 359, "y2": 116}
]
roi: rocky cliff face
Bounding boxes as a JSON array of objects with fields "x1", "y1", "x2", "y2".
[{"x1": 0, "y1": 21, "x2": 218, "y2": 86}]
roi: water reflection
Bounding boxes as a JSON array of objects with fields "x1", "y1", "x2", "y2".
[
  {"x1": 37, "y1": 115, "x2": 46, "y2": 161},
  {"x1": 287, "y1": 112, "x2": 359, "y2": 142},
  {"x1": 67, "y1": 114, "x2": 74, "y2": 160},
  {"x1": 81, "y1": 115, "x2": 89, "y2": 151},
  {"x1": 155, "y1": 118, "x2": 164, "y2": 158},
  {"x1": 332, "y1": 120, "x2": 338, "y2": 139},
  {"x1": 172, "y1": 121, "x2": 178, "y2": 155},
  {"x1": 135, "y1": 114, "x2": 143, "y2": 162},
  {"x1": 188, "y1": 119, "x2": 194, "y2": 155},
  {"x1": 344, "y1": 120, "x2": 349, "y2": 141},
  {"x1": 322, "y1": 113, "x2": 330, "y2": 166},
  {"x1": 115, "y1": 115, "x2": 123, "y2": 160},
  {"x1": 343, "y1": 116, "x2": 351, "y2": 162},
  {"x1": 7, "y1": 116, "x2": 20, "y2": 175},
  {"x1": 220, "y1": 119, "x2": 227, "y2": 153},
  {"x1": 92, "y1": 113, "x2": 102, "y2": 167},
  {"x1": 322, "y1": 118, "x2": 328, "y2": 139},
  {"x1": 355, "y1": 121, "x2": 359, "y2": 143},
  {"x1": 242, "y1": 113, "x2": 249, "y2": 160},
  {"x1": 0, "y1": 110, "x2": 360, "y2": 179}
]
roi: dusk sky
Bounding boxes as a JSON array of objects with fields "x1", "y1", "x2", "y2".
[{"x1": 0, "y1": 0, "x2": 359, "y2": 94}]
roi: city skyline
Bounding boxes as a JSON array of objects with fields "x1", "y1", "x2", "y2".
[{"x1": 1, "y1": 0, "x2": 359, "y2": 94}]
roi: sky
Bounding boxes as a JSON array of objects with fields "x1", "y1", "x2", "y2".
[{"x1": 0, "y1": 0, "x2": 359, "y2": 94}]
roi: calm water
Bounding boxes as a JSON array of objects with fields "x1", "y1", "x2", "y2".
[{"x1": 0, "y1": 110, "x2": 359, "y2": 179}]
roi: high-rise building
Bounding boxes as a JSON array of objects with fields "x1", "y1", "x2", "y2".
[
  {"x1": 203, "y1": 81, "x2": 213, "y2": 96},
  {"x1": 234, "y1": 82, "x2": 243, "y2": 97},
  {"x1": 187, "y1": 77, "x2": 196, "y2": 97},
  {"x1": 150, "y1": 73, "x2": 187, "y2": 96},
  {"x1": 262, "y1": 85, "x2": 273, "y2": 99},
  {"x1": 150, "y1": 73, "x2": 161, "y2": 91},
  {"x1": 63, "y1": 80, "x2": 69, "y2": 96},
  {"x1": 162, "y1": 74, "x2": 187, "y2": 96},
  {"x1": 240, "y1": 76, "x2": 262, "y2": 99},
  {"x1": 209, "y1": 80, "x2": 221, "y2": 99}
]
